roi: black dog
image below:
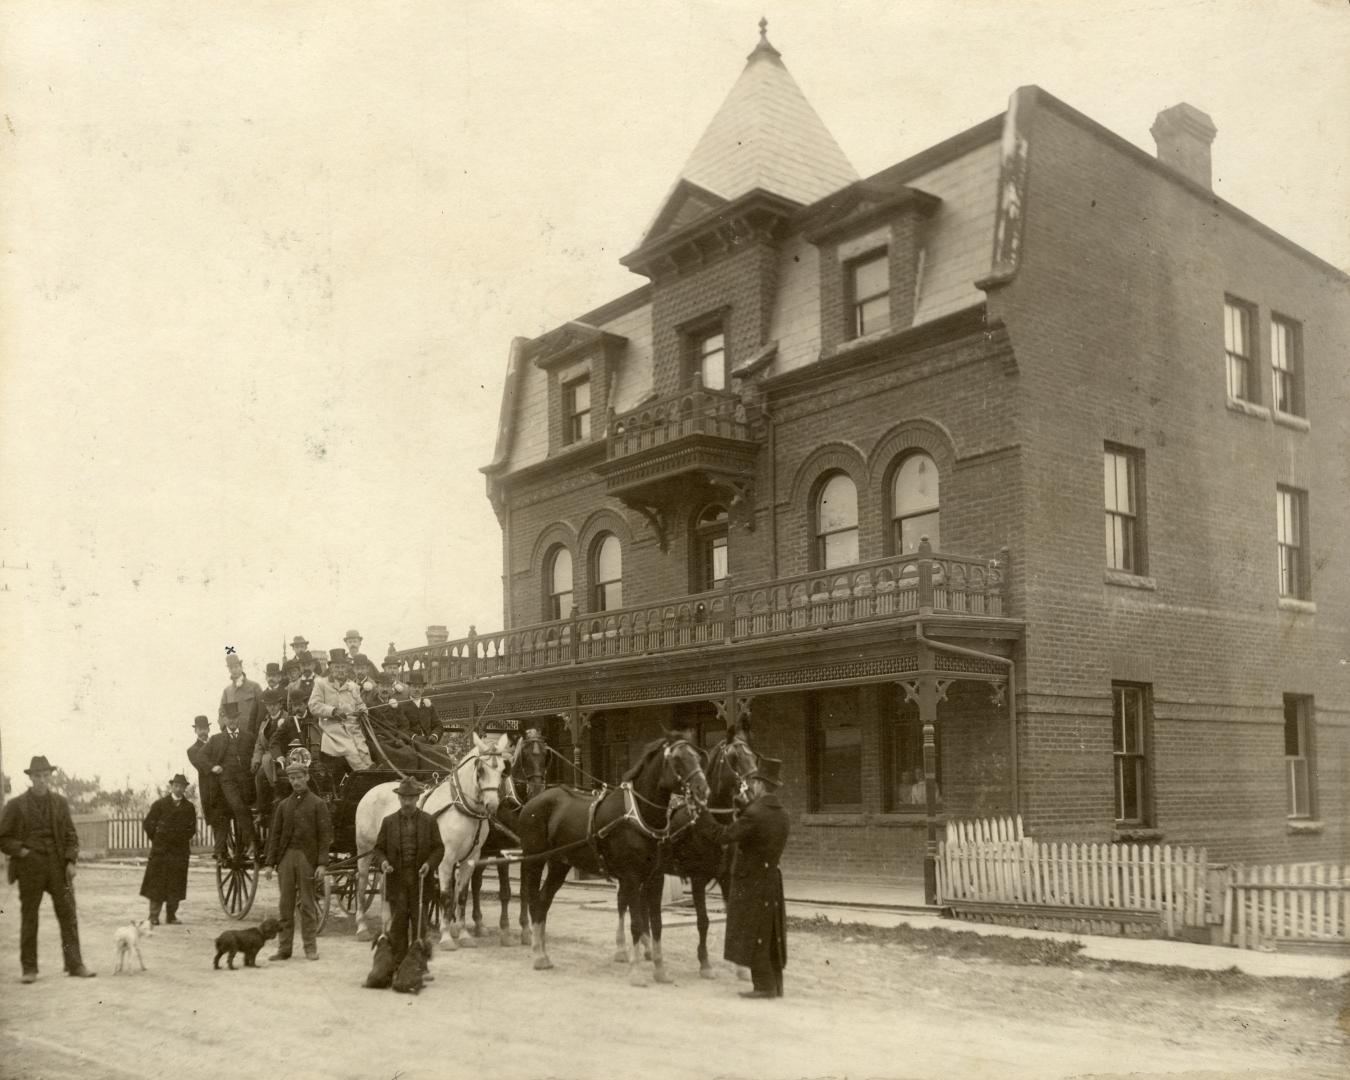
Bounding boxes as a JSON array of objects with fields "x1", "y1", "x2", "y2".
[
  {"x1": 363, "y1": 934, "x2": 396, "y2": 989},
  {"x1": 392, "y1": 939, "x2": 425, "y2": 995},
  {"x1": 213, "y1": 917, "x2": 281, "y2": 970}
]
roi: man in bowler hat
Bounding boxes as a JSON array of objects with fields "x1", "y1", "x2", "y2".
[
  {"x1": 0, "y1": 756, "x2": 96, "y2": 981},
  {"x1": 187, "y1": 715, "x2": 220, "y2": 828},
  {"x1": 372, "y1": 777, "x2": 444, "y2": 968},
  {"x1": 715, "y1": 756, "x2": 789, "y2": 998},
  {"x1": 140, "y1": 774, "x2": 197, "y2": 925}
]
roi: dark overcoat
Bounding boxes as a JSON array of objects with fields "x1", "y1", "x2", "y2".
[
  {"x1": 371, "y1": 809, "x2": 445, "y2": 899},
  {"x1": 718, "y1": 792, "x2": 789, "y2": 970},
  {"x1": 139, "y1": 795, "x2": 197, "y2": 902},
  {"x1": 187, "y1": 737, "x2": 219, "y2": 821},
  {"x1": 0, "y1": 789, "x2": 80, "y2": 884}
]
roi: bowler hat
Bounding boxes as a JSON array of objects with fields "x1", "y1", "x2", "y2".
[
  {"x1": 24, "y1": 755, "x2": 55, "y2": 775},
  {"x1": 262, "y1": 687, "x2": 284, "y2": 706},
  {"x1": 382, "y1": 654, "x2": 400, "y2": 669},
  {"x1": 192, "y1": 715, "x2": 210, "y2": 730},
  {"x1": 170, "y1": 773, "x2": 189, "y2": 786},
  {"x1": 749, "y1": 756, "x2": 784, "y2": 788},
  {"x1": 395, "y1": 777, "x2": 422, "y2": 797},
  {"x1": 344, "y1": 629, "x2": 362, "y2": 643},
  {"x1": 265, "y1": 662, "x2": 282, "y2": 677},
  {"x1": 290, "y1": 635, "x2": 309, "y2": 649}
]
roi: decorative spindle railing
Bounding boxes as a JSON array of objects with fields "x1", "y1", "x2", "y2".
[
  {"x1": 606, "y1": 384, "x2": 754, "y2": 460},
  {"x1": 394, "y1": 544, "x2": 1008, "y2": 686}
]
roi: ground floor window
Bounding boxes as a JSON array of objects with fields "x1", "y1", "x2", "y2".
[
  {"x1": 808, "y1": 688, "x2": 862, "y2": 811},
  {"x1": 1112, "y1": 682, "x2": 1151, "y2": 825},
  {"x1": 1283, "y1": 694, "x2": 1315, "y2": 819}
]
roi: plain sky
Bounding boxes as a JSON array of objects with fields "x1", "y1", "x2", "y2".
[{"x1": 2, "y1": 0, "x2": 1347, "y2": 791}]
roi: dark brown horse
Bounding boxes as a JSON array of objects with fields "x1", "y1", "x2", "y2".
[
  {"x1": 615, "y1": 731, "x2": 758, "y2": 976},
  {"x1": 518, "y1": 734, "x2": 709, "y2": 985},
  {"x1": 467, "y1": 731, "x2": 550, "y2": 945}
]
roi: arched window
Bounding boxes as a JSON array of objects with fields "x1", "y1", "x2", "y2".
[
  {"x1": 692, "y1": 503, "x2": 729, "y2": 591},
  {"x1": 815, "y1": 472, "x2": 859, "y2": 569},
  {"x1": 591, "y1": 533, "x2": 623, "y2": 611},
  {"x1": 545, "y1": 546, "x2": 573, "y2": 621},
  {"x1": 891, "y1": 452, "x2": 940, "y2": 554}
]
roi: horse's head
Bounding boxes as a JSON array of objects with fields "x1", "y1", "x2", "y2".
[
  {"x1": 465, "y1": 732, "x2": 511, "y2": 813},
  {"x1": 711, "y1": 734, "x2": 759, "y2": 811},
  {"x1": 513, "y1": 730, "x2": 549, "y2": 801},
  {"x1": 660, "y1": 737, "x2": 710, "y2": 809}
]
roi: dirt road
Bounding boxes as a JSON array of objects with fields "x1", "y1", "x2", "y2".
[{"x1": 1, "y1": 865, "x2": 1345, "y2": 1080}]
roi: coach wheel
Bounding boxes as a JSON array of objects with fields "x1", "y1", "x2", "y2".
[{"x1": 215, "y1": 818, "x2": 258, "y2": 921}]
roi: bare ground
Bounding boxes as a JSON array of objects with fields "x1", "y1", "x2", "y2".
[{"x1": 0, "y1": 865, "x2": 1345, "y2": 1080}]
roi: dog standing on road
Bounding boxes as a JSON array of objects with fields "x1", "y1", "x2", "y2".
[
  {"x1": 213, "y1": 917, "x2": 281, "y2": 970},
  {"x1": 113, "y1": 920, "x2": 151, "y2": 974}
]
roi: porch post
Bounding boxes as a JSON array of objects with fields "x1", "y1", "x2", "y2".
[{"x1": 916, "y1": 640, "x2": 940, "y2": 903}]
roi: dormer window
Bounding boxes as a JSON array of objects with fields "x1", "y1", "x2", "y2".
[
  {"x1": 850, "y1": 250, "x2": 890, "y2": 337},
  {"x1": 563, "y1": 376, "x2": 591, "y2": 444}
]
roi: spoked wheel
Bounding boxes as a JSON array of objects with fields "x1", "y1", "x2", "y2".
[
  {"x1": 318, "y1": 863, "x2": 379, "y2": 935},
  {"x1": 215, "y1": 818, "x2": 259, "y2": 920}
]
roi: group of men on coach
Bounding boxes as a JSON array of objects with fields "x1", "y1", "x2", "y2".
[{"x1": 187, "y1": 629, "x2": 444, "y2": 862}]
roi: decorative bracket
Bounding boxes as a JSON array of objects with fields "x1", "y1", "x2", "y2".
[
  {"x1": 715, "y1": 477, "x2": 757, "y2": 533},
  {"x1": 990, "y1": 680, "x2": 1007, "y2": 708},
  {"x1": 935, "y1": 679, "x2": 951, "y2": 704},
  {"x1": 899, "y1": 679, "x2": 919, "y2": 706},
  {"x1": 620, "y1": 497, "x2": 671, "y2": 552}
]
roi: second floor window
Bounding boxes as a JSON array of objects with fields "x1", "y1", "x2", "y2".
[
  {"x1": 1270, "y1": 316, "x2": 1302, "y2": 416},
  {"x1": 815, "y1": 472, "x2": 859, "y2": 569},
  {"x1": 851, "y1": 251, "x2": 890, "y2": 337},
  {"x1": 1104, "y1": 446, "x2": 1141, "y2": 573},
  {"x1": 546, "y1": 546, "x2": 573, "y2": 621},
  {"x1": 892, "y1": 452, "x2": 940, "y2": 554},
  {"x1": 1283, "y1": 694, "x2": 1315, "y2": 819},
  {"x1": 695, "y1": 329, "x2": 727, "y2": 391},
  {"x1": 1112, "y1": 683, "x2": 1149, "y2": 825},
  {"x1": 563, "y1": 376, "x2": 591, "y2": 444},
  {"x1": 1224, "y1": 299, "x2": 1255, "y2": 403},
  {"x1": 692, "y1": 503, "x2": 729, "y2": 592},
  {"x1": 591, "y1": 533, "x2": 623, "y2": 611},
  {"x1": 1276, "y1": 486, "x2": 1308, "y2": 599}
]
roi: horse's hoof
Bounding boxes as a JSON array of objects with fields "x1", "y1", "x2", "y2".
[
  {"x1": 699, "y1": 967, "x2": 717, "y2": 980},
  {"x1": 470, "y1": 922, "x2": 483, "y2": 938},
  {"x1": 459, "y1": 936, "x2": 478, "y2": 949},
  {"x1": 498, "y1": 931, "x2": 514, "y2": 948},
  {"x1": 440, "y1": 935, "x2": 459, "y2": 951},
  {"x1": 533, "y1": 957, "x2": 553, "y2": 971},
  {"x1": 519, "y1": 931, "x2": 531, "y2": 947},
  {"x1": 654, "y1": 969, "x2": 675, "y2": 985},
  {"x1": 355, "y1": 927, "x2": 373, "y2": 942},
  {"x1": 612, "y1": 949, "x2": 628, "y2": 964}
]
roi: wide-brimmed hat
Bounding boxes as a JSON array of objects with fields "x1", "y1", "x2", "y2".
[
  {"x1": 24, "y1": 755, "x2": 55, "y2": 775},
  {"x1": 169, "y1": 773, "x2": 189, "y2": 786},
  {"x1": 192, "y1": 715, "x2": 210, "y2": 730},
  {"x1": 749, "y1": 757, "x2": 784, "y2": 788},
  {"x1": 395, "y1": 777, "x2": 422, "y2": 797}
]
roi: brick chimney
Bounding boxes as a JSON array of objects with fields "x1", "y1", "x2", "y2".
[
  {"x1": 1150, "y1": 103, "x2": 1217, "y2": 189},
  {"x1": 425, "y1": 625, "x2": 449, "y2": 646}
]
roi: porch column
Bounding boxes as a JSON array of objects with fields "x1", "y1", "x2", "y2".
[{"x1": 910, "y1": 639, "x2": 943, "y2": 904}]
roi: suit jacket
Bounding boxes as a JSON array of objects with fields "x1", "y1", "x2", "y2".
[
  {"x1": 0, "y1": 789, "x2": 80, "y2": 883},
  {"x1": 717, "y1": 792, "x2": 789, "y2": 969},
  {"x1": 220, "y1": 678, "x2": 262, "y2": 743},
  {"x1": 371, "y1": 809, "x2": 445, "y2": 889},
  {"x1": 264, "y1": 790, "x2": 333, "y2": 870},
  {"x1": 308, "y1": 676, "x2": 363, "y2": 720},
  {"x1": 187, "y1": 736, "x2": 219, "y2": 818},
  {"x1": 206, "y1": 729, "x2": 254, "y2": 787}
]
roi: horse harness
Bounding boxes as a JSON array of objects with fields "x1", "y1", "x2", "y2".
[{"x1": 417, "y1": 749, "x2": 504, "y2": 857}]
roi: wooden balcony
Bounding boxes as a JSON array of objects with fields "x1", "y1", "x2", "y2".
[{"x1": 393, "y1": 543, "x2": 1011, "y2": 688}]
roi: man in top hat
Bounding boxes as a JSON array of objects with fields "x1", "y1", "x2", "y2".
[
  {"x1": 219, "y1": 652, "x2": 262, "y2": 746},
  {"x1": 140, "y1": 774, "x2": 197, "y2": 925},
  {"x1": 186, "y1": 715, "x2": 220, "y2": 829},
  {"x1": 0, "y1": 756, "x2": 96, "y2": 980},
  {"x1": 372, "y1": 777, "x2": 444, "y2": 970},
  {"x1": 263, "y1": 757, "x2": 332, "y2": 962},
  {"x1": 714, "y1": 756, "x2": 789, "y2": 999},
  {"x1": 264, "y1": 661, "x2": 287, "y2": 693},
  {"x1": 403, "y1": 670, "x2": 441, "y2": 743},
  {"x1": 289, "y1": 634, "x2": 310, "y2": 660},
  {"x1": 308, "y1": 649, "x2": 373, "y2": 783},
  {"x1": 206, "y1": 702, "x2": 259, "y2": 859},
  {"x1": 291, "y1": 652, "x2": 317, "y2": 704}
]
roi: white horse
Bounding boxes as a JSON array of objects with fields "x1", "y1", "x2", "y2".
[{"x1": 353, "y1": 732, "x2": 511, "y2": 949}]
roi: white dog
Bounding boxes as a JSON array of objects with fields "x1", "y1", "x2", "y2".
[{"x1": 113, "y1": 920, "x2": 151, "y2": 974}]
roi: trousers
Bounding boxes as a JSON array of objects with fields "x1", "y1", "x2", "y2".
[
  {"x1": 214, "y1": 778, "x2": 257, "y2": 856},
  {"x1": 276, "y1": 848, "x2": 319, "y2": 954},
  {"x1": 16, "y1": 852, "x2": 85, "y2": 974},
  {"x1": 386, "y1": 871, "x2": 431, "y2": 964}
]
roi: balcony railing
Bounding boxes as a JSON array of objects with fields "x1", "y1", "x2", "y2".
[
  {"x1": 395, "y1": 545, "x2": 1009, "y2": 687},
  {"x1": 606, "y1": 384, "x2": 755, "y2": 461}
]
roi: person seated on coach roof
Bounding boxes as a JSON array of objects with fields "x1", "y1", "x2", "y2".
[
  {"x1": 219, "y1": 651, "x2": 262, "y2": 745},
  {"x1": 289, "y1": 634, "x2": 310, "y2": 662},
  {"x1": 253, "y1": 688, "x2": 288, "y2": 823},
  {"x1": 402, "y1": 670, "x2": 441, "y2": 743},
  {"x1": 308, "y1": 648, "x2": 374, "y2": 784},
  {"x1": 342, "y1": 628, "x2": 373, "y2": 673},
  {"x1": 264, "y1": 661, "x2": 286, "y2": 693},
  {"x1": 292, "y1": 651, "x2": 317, "y2": 701}
]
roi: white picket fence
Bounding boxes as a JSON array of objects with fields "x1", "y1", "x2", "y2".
[
  {"x1": 101, "y1": 813, "x2": 213, "y2": 853},
  {"x1": 1223, "y1": 862, "x2": 1350, "y2": 950},
  {"x1": 938, "y1": 814, "x2": 1209, "y2": 937}
]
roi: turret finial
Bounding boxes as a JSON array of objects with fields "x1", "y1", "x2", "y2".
[{"x1": 748, "y1": 15, "x2": 782, "y2": 63}]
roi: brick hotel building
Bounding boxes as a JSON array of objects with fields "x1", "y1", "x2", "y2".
[{"x1": 395, "y1": 27, "x2": 1348, "y2": 894}]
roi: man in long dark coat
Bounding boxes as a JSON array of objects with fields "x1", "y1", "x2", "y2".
[
  {"x1": 139, "y1": 773, "x2": 197, "y2": 925},
  {"x1": 0, "y1": 755, "x2": 96, "y2": 981},
  {"x1": 186, "y1": 714, "x2": 219, "y2": 827},
  {"x1": 715, "y1": 755, "x2": 789, "y2": 999},
  {"x1": 372, "y1": 777, "x2": 444, "y2": 968}
]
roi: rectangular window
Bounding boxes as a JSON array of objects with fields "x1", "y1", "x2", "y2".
[
  {"x1": 1276, "y1": 486, "x2": 1308, "y2": 599},
  {"x1": 563, "y1": 376, "x2": 591, "y2": 444},
  {"x1": 809, "y1": 688, "x2": 862, "y2": 811},
  {"x1": 695, "y1": 329, "x2": 727, "y2": 391},
  {"x1": 1112, "y1": 683, "x2": 1150, "y2": 825},
  {"x1": 1270, "y1": 316, "x2": 1302, "y2": 417},
  {"x1": 881, "y1": 685, "x2": 942, "y2": 812},
  {"x1": 1104, "y1": 446, "x2": 1142, "y2": 573},
  {"x1": 1224, "y1": 299, "x2": 1255, "y2": 402},
  {"x1": 1283, "y1": 694, "x2": 1315, "y2": 819},
  {"x1": 851, "y1": 251, "x2": 890, "y2": 337}
]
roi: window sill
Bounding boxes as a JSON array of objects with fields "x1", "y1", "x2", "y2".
[
  {"x1": 1273, "y1": 410, "x2": 1310, "y2": 432},
  {"x1": 800, "y1": 812, "x2": 941, "y2": 827},
  {"x1": 1114, "y1": 827, "x2": 1164, "y2": 843},
  {"x1": 1278, "y1": 597, "x2": 1316, "y2": 615},
  {"x1": 1225, "y1": 397, "x2": 1270, "y2": 420},
  {"x1": 1286, "y1": 819, "x2": 1323, "y2": 835},
  {"x1": 1104, "y1": 569, "x2": 1157, "y2": 591}
]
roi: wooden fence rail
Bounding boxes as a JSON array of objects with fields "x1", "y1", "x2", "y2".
[
  {"x1": 71, "y1": 813, "x2": 214, "y2": 857},
  {"x1": 1223, "y1": 862, "x2": 1350, "y2": 950}
]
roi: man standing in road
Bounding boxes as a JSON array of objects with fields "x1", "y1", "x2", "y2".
[
  {"x1": 139, "y1": 773, "x2": 197, "y2": 925},
  {"x1": 264, "y1": 759, "x2": 333, "y2": 962},
  {"x1": 0, "y1": 756, "x2": 96, "y2": 982},
  {"x1": 372, "y1": 777, "x2": 444, "y2": 970},
  {"x1": 714, "y1": 756, "x2": 789, "y2": 999}
]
